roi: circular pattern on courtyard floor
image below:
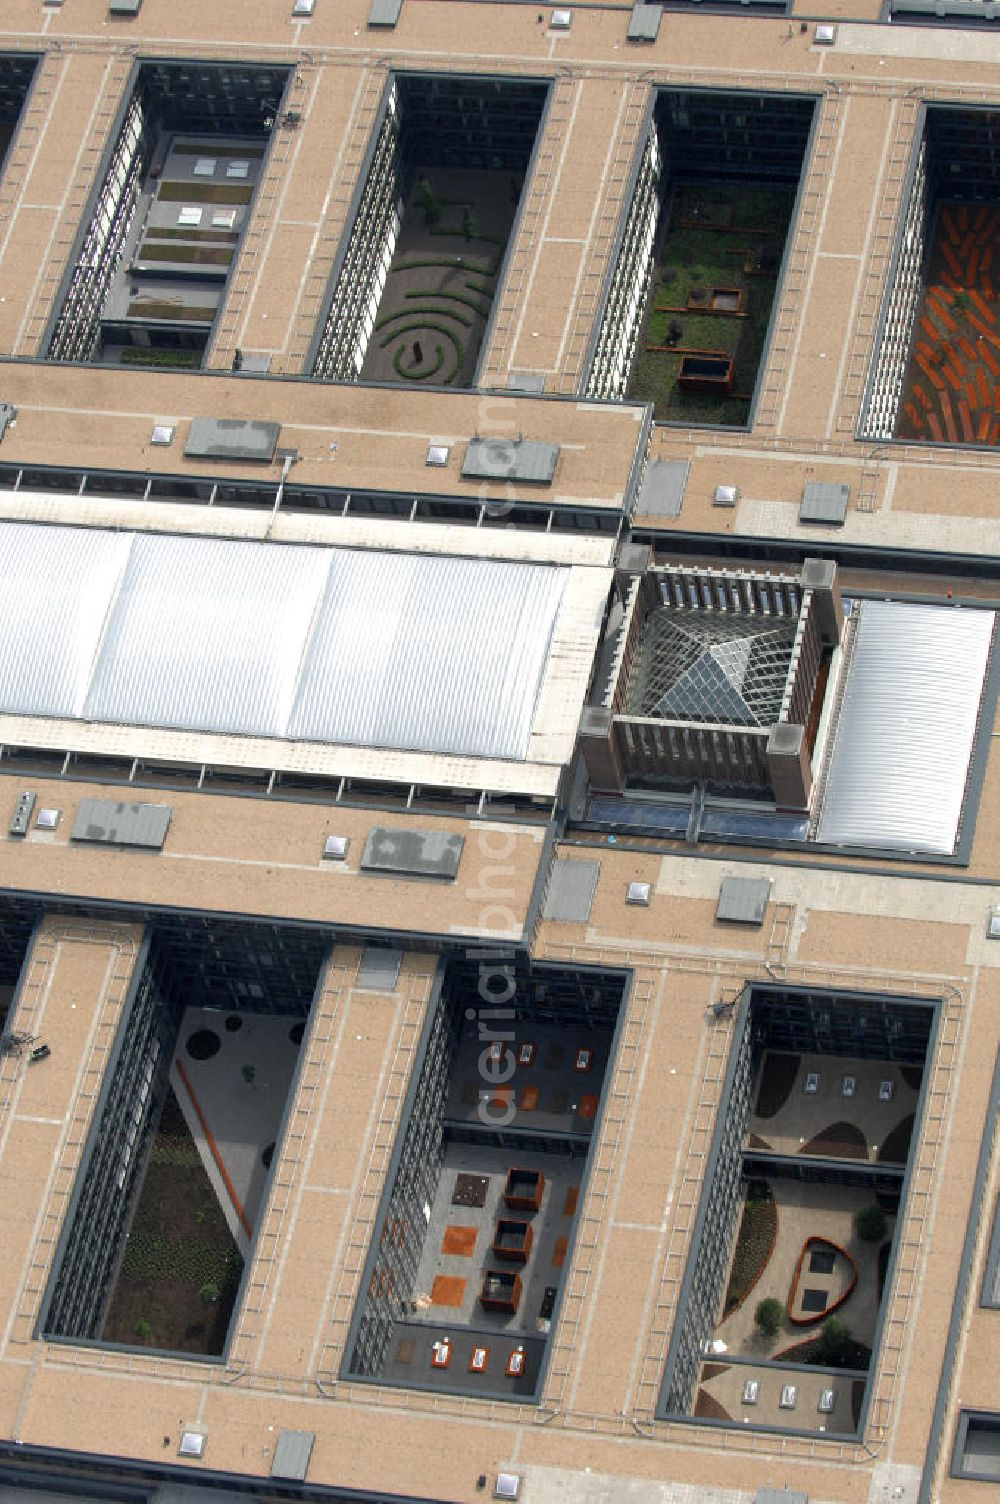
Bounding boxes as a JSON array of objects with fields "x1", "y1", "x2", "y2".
[
  {"x1": 224, "y1": 1014, "x2": 243, "y2": 1033},
  {"x1": 186, "y1": 1029, "x2": 221, "y2": 1061}
]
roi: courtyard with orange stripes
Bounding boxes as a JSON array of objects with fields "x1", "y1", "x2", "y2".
[{"x1": 899, "y1": 202, "x2": 1000, "y2": 446}]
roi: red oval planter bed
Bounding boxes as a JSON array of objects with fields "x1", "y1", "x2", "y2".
[{"x1": 786, "y1": 1235, "x2": 857, "y2": 1326}]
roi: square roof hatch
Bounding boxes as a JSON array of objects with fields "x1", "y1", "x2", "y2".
[
  {"x1": 800, "y1": 481, "x2": 850, "y2": 526},
  {"x1": 360, "y1": 826, "x2": 465, "y2": 880},
  {"x1": 185, "y1": 418, "x2": 281, "y2": 463},
  {"x1": 716, "y1": 875, "x2": 771, "y2": 925},
  {"x1": 271, "y1": 1429, "x2": 315, "y2": 1481},
  {"x1": 628, "y1": 3, "x2": 663, "y2": 41},
  {"x1": 543, "y1": 859, "x2": 600, "y2": 923},
  {"x1": 636, "y1": 459, "x2": 689, "y2": 518},
  {"x1": 72, "y1": 798, "x2": 171, "y2": 851},
  {"x1": 368, "y1": 0, "x2": 403, "y2": 24},
  {"x1": 462, "y1": 437, "x2": 560, "y2": 485}
]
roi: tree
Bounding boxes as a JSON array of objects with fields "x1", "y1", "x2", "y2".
[
  {"x1": 754, "y1": 1297, "x2": 783, "y2": 1338},
  {"x1": 461, "y1": 206, "x2": 477, "y2": 243},
  {"x1": 855, "y1": 1204, "x2": 887, "y2": 1243},
  {"x1": 417, "y1": 177, "x2": 441, "y2": 228},
  {"x1": 816, "y1": 1316, "x2": 851, "y2": 1366}
]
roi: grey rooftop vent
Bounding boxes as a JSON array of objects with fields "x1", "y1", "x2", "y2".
[
  {"x1": 716, "y1": 875, "x2": 771, "y2": 925},
  {"x1": 292, "y1": 0, "x2": 316, "y2": 13},
  {"x1": 426, "y1": 443, "x2": 450, "y2": 467},
  {"x1": 814, "y1": 22, "x2": 837, "y2": 42},
  {"x1": 800, "y1": 481, "x2": 849, "y2": 526},
  {"x1": 177, "y1": 1429, "x2": 206, "y2": 1459},
  {"x1": 357, "y1": 945, "x2": 404, "y2": 992},
  {"x1": 987, "y1": 907, "x2": 1000, "y2": 939},
  {"x1": 0, "y1": 403, "x2": 17, "y2": 443},
  {"x1": 628, "y1": 2, "x2": 663, "y2": 41},
  {"x1": 109, "y1": 0, "x2": 142, "y2": 13},
  {"x1": 625, "y1": 880, "x2": 651, "y2": 906},
  {"x1": 271, "y1": 1430, "x2": 315, "y2": 1481},
  {"x1": 71, "y1": 798, "x2": 171, "y2": 851},
  {"x1": 150, "y1": 423, "x2": 174, "y2": 447},
  {"x1": 368, "y1": 0, "x2": 403, "y2": 25},
  {"x1": 360, "y1": 826, "x2": 465, "y2": 880},
  {"x1": 635, "y1": 459, "x2": 689, "y2": 518},
  {"x1": 713, "y1": 483, "x2": 739, "y2": 508},
  {"x1": 543, "y1": 859, "x2": 600, "y2": 923},
  {"x1": 550, "y1": 9, "x2": 573, "y2": 26},
  {"x1": 322, "y1": 834, "x2": 350, "y2": 861},
  {"x1": 506, "y1": 372, "x2": 546, "y2": 394},
  {"x1": 462, "y1": 437, "x2": 559, "y2": 484},
  {"x1": 185, "y1": 418, "x2": 281, "y2": 464}
]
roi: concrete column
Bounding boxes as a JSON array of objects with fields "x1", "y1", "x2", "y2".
[
  {"x1": 767, "y1": 722, "x2": 812, "y2": 811},
  {"x1": 801, "y1": 557, "x2": 844, "y2": 647},
  {"x1": 578, "y1": 706, "x2": 624, "y2": 793}
]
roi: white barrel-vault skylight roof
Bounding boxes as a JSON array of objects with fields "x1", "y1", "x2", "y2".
[
  {"x1": 816, "y1": 600, "x2": 996, "y2": 856},
  {"x1": 0, "y1": 521, "x2": 606, "y2": 791}
]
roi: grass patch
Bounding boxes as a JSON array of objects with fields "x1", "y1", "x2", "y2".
[
  {"x1": 102, "y1": 1088, "x2": 243, "y2": 1356},
  {"x1": 157, "y1": 182, "x2": 253, "y2": 205},
  {"x1": 403, "y1": 288, "x2": 491, "y2": 319},
  {"x1": 127, "y1": 300, "x2": 215, "y2": 322},
  {"x1": 629, "y1": 181, "x2": 794, "y2": 424},
  {"x1": 393, "y1": 342, "x2": 446, "y2": 381},
  {"x1": 377, "y1": 303, "x2": 473, "y2": 330},
  {"x1": 723, "y1": 1180, "x2": 777, "y2": 1316},
  {"x1": 137, "y1": 243, "x2": 234, "y2": 267},
  {"x1": 395, "y1": 255, "x2": 500, "y2": 277},
  {"x1": 172, "y1": 143, "x2": 265, "y2": 158},
  {"x1": 119, "y1": 347, "x2": 202, "y2": 369},
  {"x1": 143, "y1": 227, "x2": 239, "y2": 244}
]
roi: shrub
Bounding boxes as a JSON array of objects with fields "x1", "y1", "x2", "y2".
[
  {"x1": 199, "y1": 1281, "x2": 220, "y2": 1305},
  {"x1": 754, "y1": 1297, "x2": 783, "y2": 1338},
  {"x1": 855, "y1": 1204, "x2": 887, "y2": 1243},
  {"x1": 134, "y1": 1318, "x2": 152, "y2": 1341},
  {"x1": 241, "y1": 1064, "x2": 255, "y2": 1086}
]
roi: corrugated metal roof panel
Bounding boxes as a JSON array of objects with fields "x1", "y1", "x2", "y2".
[
  {"x1": 0, "y1": 522, "x2": 130, "y2": 717},
  {"x1": 0, "y1": 523, "x2": 570, "y2": 766},
  {"x1": 84, "y1": 533, "x2": 329, "y2": 737},
  {"x1": 817, "y1": 601, "x2": 995, "y2": 855},
  {"x1": 289, "y1": 551, "x2": 565, "y2": 760}
]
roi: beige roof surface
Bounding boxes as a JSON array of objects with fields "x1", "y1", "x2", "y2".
[{"x1": 0, "y1": 3, "x2": 997, "y2": 1502}]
